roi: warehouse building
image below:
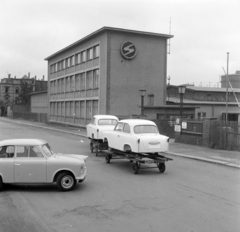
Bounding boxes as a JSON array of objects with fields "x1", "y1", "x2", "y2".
[{"x1": 45, "y1": 27, "x2": 173, "y2": 126}]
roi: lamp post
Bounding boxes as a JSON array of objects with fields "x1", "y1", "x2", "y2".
[
  {"x1": 139, "y1": 89, "x2": 146, "y2": 116},
  {"x1": 178, "y1": 85, "x2": 186, "y2": 118}
]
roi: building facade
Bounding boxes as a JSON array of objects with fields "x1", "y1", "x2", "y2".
[
  {"x1": 45, "y1": 27, "x2": 173, "y2": 126},
  {"x1": 0, "y1": 74, "x2": 47, "y2": 104},
  {"x1": 167, "y1": 85, "x2": 240, "y2": 122}
]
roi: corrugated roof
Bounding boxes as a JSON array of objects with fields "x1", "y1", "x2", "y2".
[{"x1": 45, "y1": 26, "x2": 173, "y2": 60}]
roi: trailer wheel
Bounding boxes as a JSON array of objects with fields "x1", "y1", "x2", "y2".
[
  {"x1": 0, "y1": 176, "x2": 3, "y2": 191},
  {"x1": 158, "y1": 163, "x2": 166, "y2": 173},
  {"x1": 90, "y1": 142, "x2": 94, "y2": 153},
  {"x1": 105, "y1": 154, "x2": 111, "y2": 163},
  {"x1": 132, "y1": 163, "x2": 139, "y2": 174}
]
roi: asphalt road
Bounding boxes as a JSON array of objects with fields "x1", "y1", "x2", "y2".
[{"x1": 0, "y1": 120, "x2": 240, "y2": 232}]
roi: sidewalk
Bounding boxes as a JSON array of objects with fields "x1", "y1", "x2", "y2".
[{"x1": 1, "y1": 117, "x2": 240, "y2": 169}]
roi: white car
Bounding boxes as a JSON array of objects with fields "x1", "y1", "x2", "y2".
[
  {"x1": 86, "y1": 115, "x2": 119, "y2": 141},
  {"x1": 103, "y1": 119, "x2": 169, "y2": 153},
  {"x1": 0, "y1": 139, "x2": 87, "y2": 191}
]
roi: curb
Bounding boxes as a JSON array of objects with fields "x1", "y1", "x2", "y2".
[{"x1": 166, "y1": 152, "x2": 240, "y2": 169}]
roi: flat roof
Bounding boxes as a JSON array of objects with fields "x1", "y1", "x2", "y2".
[
  {"x1": 45, "y1": 26, "x2": 173, "y2": 60},
  {"x1": 168, "y1": 97, "x2": 239, "y2": 105}
]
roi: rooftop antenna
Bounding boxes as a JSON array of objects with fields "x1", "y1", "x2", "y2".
[{"x1": 167, "y1": 17, "x2": 171, "y2": 54}]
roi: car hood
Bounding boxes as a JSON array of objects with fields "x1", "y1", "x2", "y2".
[{"x1": 53, "y1": 153, "x2": 88, "y2": 162}]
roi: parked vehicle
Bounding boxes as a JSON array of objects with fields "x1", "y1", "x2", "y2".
[
  {"x1": 0, "y1": 139, "x2": 87, "y2": 191},
  {"x1": 86, "y1": 115, "x2": 119, "y2": 141},
  {"x1": 103, "y1": 119, "x2": 169, "y2": 153}
]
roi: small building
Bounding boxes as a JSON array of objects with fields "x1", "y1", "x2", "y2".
[
  {"x1": 45, "y1": 26, "x2": 173, "y2": 126},
  {"x1": 167, "y1": 85, "x2": 240, "y2": 122}
]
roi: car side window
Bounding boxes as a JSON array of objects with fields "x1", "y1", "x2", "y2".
[
  {"x1": 123, "y1": 123, "x2": 130, "y2": 133},
  {"x1": 114, "y1": 122, "x2": 124, "y2": 132},
  {"x1": 0, "y1": 146, "x2": 15, "y2": 158},
  {"x1": 29, "y1": 146, "x2": 44, "y2": 158},
  {"x1": 16, "y1": 146, "x2": 29, "y2": 158}
]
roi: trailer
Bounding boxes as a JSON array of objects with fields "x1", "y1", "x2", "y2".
[
  {"x1": 104, "y1": 149, "x2": 172, "y2": 174},
  {"x1": 90, "y1": 139, "x2": 108, "y2": 156}
]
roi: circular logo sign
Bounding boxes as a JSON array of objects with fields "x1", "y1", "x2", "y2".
[{"x1": 121, "y1": 41, "x2": 137, "y2": 59}]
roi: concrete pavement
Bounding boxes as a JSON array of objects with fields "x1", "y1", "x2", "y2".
[{"x1": 1, "y1": 117, "x2": 240, "y2": 169}]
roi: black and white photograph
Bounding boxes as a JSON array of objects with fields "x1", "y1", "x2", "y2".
[{"x1": 0, "y1": 0, "x2": 240, "y2": 231}]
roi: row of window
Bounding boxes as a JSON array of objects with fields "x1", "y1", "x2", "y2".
[
  {"x1": 50, "y1": 100, "x2": 98, "y2": 119},
  {"x1": 0, "y1": 145, "x2": 44, "y2": 158},
  {"x1": 4, "y1": 86, "x2": 19, "y2": 94},
  {"x1": 50, "y1": 45, "x2": 99, "y2": 74},
  {"x1": 50, "y1": 69, "x2": 99, "y2": 94}
]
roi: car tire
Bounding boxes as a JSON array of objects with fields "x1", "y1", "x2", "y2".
[
  {"x1": 0, "y1": 176, "x2": 3, "y2": 191},
  {"x1": 158, "y1": 163, "x2": 166, "y2": 173},
  {"x1": 56, "y1": 172, "x2": 76, "y2": 191}
]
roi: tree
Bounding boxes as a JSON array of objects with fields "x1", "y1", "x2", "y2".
[{"x1": 18, "y1": 81, "x2": 34, "y2": 105}]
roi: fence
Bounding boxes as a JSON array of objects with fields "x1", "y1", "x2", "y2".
[
  {"x1": 12, "y1": 112, "x2": 47, "y2": 123},
  {"x1": 176, "y1": 119, "x2": 240, "y2": 151}
]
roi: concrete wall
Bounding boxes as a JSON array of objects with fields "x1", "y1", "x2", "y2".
[{"x1": 31, "y1": 92, "x2": 48, "y2": 113}]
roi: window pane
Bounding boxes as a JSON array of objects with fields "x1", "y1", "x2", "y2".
[
  {"x1": 93, "y1": 45, "x2": 99, "y2": 58},
  {"x1": 93, "y1": 69, "x2": 99, "y2": 89},
  {"x1": 17, "y1": 146, "x2": 28, "y2": 157}
]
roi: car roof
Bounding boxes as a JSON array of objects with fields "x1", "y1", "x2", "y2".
[
  {"x1": 94, "y1": 115, "x2": 119, "y2": 120},
  {"x1": 119, "y1": 119, "x2": 156, "y2": 126},
  {"x1": 0, "y1": 139, "x2": 47, "y2": 147}
]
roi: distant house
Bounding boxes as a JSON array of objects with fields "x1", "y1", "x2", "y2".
[
  {"x1": 0, "y1": 74, "x2": 47, "y2": 104},
  {"x1": 167, "y1": 85, "x2": 240, "y2": 122}
]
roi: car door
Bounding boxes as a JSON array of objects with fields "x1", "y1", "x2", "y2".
[
  {"x1": 119, "y1": 123, "x2": 134, "y2": 151},
  {"x1": 109, "y1": 122, "x2": 124, "y2": 150},
  {"x1": 14, "y1": 145, "x2": 47, "y2": 183},
  {"x1": 0, "y1": 145, "x2": 15, "y2": 183}
]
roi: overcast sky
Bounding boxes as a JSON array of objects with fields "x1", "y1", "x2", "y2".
[{"x1": 1, "y1": 0, "x2": 239, "y2": 86}]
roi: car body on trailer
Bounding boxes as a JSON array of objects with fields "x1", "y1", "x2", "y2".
[
  {"x1": 103, "y1": 119, "x2": 169, "y2": 154},
  {"x1": 0, "y1": 139, "x2": 87, "y2": 191},
  {"x1": 86, "y1": 115, "x2": 119, "y2": 141}
]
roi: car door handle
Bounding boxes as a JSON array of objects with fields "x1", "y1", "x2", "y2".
[{"x1": 15, "y1": 163, "x2": 22, "y2": 166}]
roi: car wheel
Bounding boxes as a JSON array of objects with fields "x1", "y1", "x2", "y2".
[
  {"x1": 0, "y1": 176, "x2": 3, "y2": 191},
  {"x1": 158, "y1": 163, "x2": 166, "y2": 173},
  {"x1": 56, "y1": 172, "x2": 76, "y2": 191}
]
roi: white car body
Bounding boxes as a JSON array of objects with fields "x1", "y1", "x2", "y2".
[
  {"x1": 0, "y1": 139, "x2": 87, "y2": 191},
  {"x1": 103, "y1": 119, "x2": 169, "y2": 153},
  {"x1": 86, "y1": 115, "x2": 119, "y2": 141}
]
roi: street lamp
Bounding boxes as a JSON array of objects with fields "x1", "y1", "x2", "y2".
[
  {"x1": 178, "y1": 85, "x2": 186, "y2": 118},
  {"x1": 139, "y1": 89, "x2": 146, "y2": 116}
]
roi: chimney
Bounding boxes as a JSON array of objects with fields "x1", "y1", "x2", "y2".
[
  {"x1": 43, "y1": 75, "x2": 45, "y2": 80},
  {"x1": 28, "y1": 72, "x2": 30, "y2": 78},
  {"x1": 8, "y1": 74, "x2": 11, "y2": 78},
  {"x1": 35, "y1": 75, "x2": 36, "y2": 80}
]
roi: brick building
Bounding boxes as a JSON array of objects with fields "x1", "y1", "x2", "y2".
[{"x1": 45, "y1": 27, "x2": 173, "y2": 126}]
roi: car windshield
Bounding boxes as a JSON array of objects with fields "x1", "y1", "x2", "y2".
[
  {"x1": 134, "y1": 125, "x2": 159, "y2": 134},
  {"x1": 42, "y1": 143, "x2": 54, "y2": 157},
  {"x1": 98, "y1": 119, "x2": 118, "y2": 126}
]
